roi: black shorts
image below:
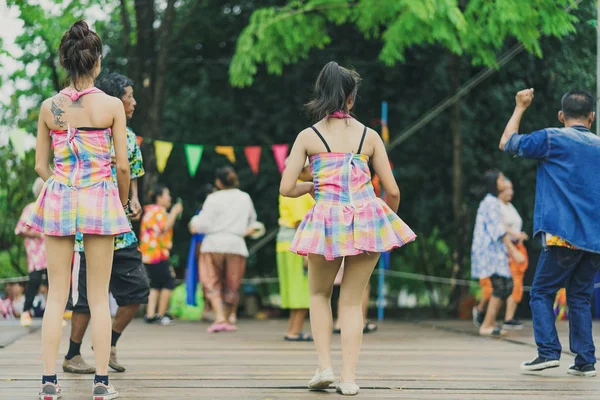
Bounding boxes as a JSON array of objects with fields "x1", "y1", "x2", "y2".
[
  {"x1": 490, "y1": 274, "x2": 514, "y2": 300},
  {"x1": 68, "y1": 244, "x2": 150, "y2": 313},
  {"x1": 145, "y1": 260, "x2": 176, "y2": 290}
]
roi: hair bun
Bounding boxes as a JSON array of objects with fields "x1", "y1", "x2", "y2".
[{"x1": 68, "y1": 20, "x2": 90, "y2": 40}]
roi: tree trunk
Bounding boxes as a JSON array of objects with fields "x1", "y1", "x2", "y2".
[{"x1": 448, "y1": 53, "x2": 466, "y2": 313}]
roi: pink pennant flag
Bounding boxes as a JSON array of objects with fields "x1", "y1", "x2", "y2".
[
  {"x1": 272, "y1": 144, "x2": 289, "y2": 174},
  {"x1": 244, "y1": 146, "x2": 262, "y2": 175}
]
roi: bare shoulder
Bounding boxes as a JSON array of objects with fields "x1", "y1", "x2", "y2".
[{"x1": 297, "y1": 127, "x2": 315, "y2": 141}]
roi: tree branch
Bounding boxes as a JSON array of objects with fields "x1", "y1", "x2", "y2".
[{"x1": 120, "y1": 0, "x2": 133, "y2": 60}]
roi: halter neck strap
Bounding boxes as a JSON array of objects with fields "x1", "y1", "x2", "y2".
[
  {"x1": 60, "y1": 87, "x2": 103, "y2": 101},
  {"x1": 326, "y1": 111, "x2": 353, "y2": 119}
]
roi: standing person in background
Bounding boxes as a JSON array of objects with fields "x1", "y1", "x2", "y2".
[
  {"x1": 277, "y1": 157, "x2": 314, "y2": 342},
  {"x1": 471, "y1": 170, "x2": 524, "y2": 337},
  {"x1": 498, "y1": 178, "x2": 529, "y2": 330},
  {"x1": 281, "y1": 61, "x2": 416, "y2": 395},
  {"x1": 500, "y1": 88, "x2": 600, "y2": 376},
  {"x1": 15, "y1": 178, "x2": 47, "y2": 327},
  {"x1": 28, "y1": 20, "x2": 130, "y2": 400},
  {"x1": 140, "y1": 184, "x2": 183, "y2": 325},
  {"x1": 63, "y1": 71, "x2": 149, "y2": 375},
  {"x1": 189, "y1": 166, "x2": 258, "y2": 333}
]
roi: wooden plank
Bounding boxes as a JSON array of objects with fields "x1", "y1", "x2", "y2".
[{"x1": 1, "y1": 319, "x2": 599, "y2": 399}]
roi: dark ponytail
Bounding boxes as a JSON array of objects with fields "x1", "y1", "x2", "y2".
[
  {"x1": 148, "y1": 183, "x2": 167, "y2": 204},
  {"x1": 484, "y1": 169, "x2": 502, "y2": 197},
  {"x1": 59, "y1": 20, "x2": 103, "y2": 89},
  {"x1": 215, "y1": 166, "x2": 239, "y2": 189},
  {"x1": 305, "y1": 61, "x2": 361, "y2": 121}
]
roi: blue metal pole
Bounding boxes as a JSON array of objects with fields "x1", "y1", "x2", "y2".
[{"x1": 377, "y1": 101, "x2": 389, "y2": 322}]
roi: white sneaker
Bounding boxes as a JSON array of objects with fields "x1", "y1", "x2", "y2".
[
  {"x1": 337, "y1": 382, "x2": 360, "y2": 396},
  {"x1": 158, "y1": 316, "x2": 172, "y2": 326},
  {"x1": 92, "y1": 382, "x2": 119, "y2": 399},
  {"x1": 308, "y1": 367, "x2": 335, "y2": 390}
]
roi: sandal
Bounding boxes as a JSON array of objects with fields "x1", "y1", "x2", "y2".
[
  {"x1": 333, "y1": 328, "x2": 341, "y2": 335},
  {"x1": 479, "y1": 327, "x2": 505, "y2": 337},
  {"x1": 284, "y1": 332, "x2": 313, "y2": 342},
  {"x1": 363, "y1": 321, "x2": 378, "y2": 334}
]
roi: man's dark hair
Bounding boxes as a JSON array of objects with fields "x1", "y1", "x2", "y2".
[
  {"x1": 561, "y1": 89, "x2": 596, "y2": 120},
  {"x1": 95, "y1": 72, "x2": 134, "y2": 99}
]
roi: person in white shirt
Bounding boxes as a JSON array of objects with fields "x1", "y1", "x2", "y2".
[
  {"x1": 189, "y1": 166, "x2": 258, "y2": 333},
  {"x1": 498, "y1": 178, "x2": 529, "y2": 330}
]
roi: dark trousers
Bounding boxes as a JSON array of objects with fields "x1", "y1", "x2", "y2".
[
  {"x1": 24, "y1": 269, "x2": 47, "y2": 314},
  {"x1": 530, "y1": 246, "x2": 600, "y2": 366}
]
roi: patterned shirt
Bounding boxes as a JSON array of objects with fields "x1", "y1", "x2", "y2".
[
  {"x1": 546, "y1": 233, "x2": 577, "y2": 250},
  {"x1": 15, "y1": 203, "x2": 46, "y2": 272},
  {"x1": 139, "y1": 204, "x2": 173, "y2": 264},
  {"x1": 471, "y1": 194, "x2": 511, "y2": 279},
  {"x1": 74, "y1": 127, "x2": 144, "y2": 251}
]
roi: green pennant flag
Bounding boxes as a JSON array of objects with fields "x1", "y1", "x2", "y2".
[{"x1": 185, "y1": 144, "x2": 204, "y2": 177}]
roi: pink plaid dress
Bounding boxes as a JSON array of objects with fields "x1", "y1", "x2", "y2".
[
  {"x1": 27, "y1": 88, "x2": 130, "y2": 236},
  {"x1": 290, "y1": 125, "x2": 416, "y2": 260}
]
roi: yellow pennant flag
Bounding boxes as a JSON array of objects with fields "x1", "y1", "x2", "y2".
[
  {"x1": 215, "y1": 146, "x2": 236, "y2": 163},
  {"x1": 154, "y1": 140, "x2": 174, "y2": 173}
]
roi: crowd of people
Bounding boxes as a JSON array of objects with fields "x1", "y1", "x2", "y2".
[{"x1": 5, "y1": 18, "x2": 600, "y2": 400}]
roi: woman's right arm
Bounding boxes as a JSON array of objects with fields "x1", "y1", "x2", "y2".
[
  {"x1": 34, "y1": 101, "x2": 53, "y2": 181},
  {"x1": 370, "y1": 131, "x2": 400, "y2": 212},
  {"x1": 111, "y1": 99, "x2": 131, "y2": 206}
]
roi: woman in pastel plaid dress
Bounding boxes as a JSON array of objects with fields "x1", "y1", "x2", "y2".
[
  {"x1": 30, "y1": 21, "x2": 128, "y2": 400},
  {"x1": 281, "y1": 62, "x2": 415, "y2": 396}
]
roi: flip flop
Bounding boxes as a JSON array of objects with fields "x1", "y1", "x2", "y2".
[
  {"x1": 284, "y1": 332, "x2": 314, "y2": 342},
  {"x1": 480, "y1": 327, "x2": 505, "y2": 337},
  {"x1": 333, "y1": 328, "x2": 341, "y2": 335},
  {"x1": 363, "y1": 321, "x2": 378, "y2": 333}
]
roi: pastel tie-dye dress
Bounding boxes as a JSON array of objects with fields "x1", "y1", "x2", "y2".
[
  {"x1": 290, "y1": 125, "x2": 416, "y2": 260},
  {"x1": 27, "y1": 87, "x2": 130, "y2": 236}
]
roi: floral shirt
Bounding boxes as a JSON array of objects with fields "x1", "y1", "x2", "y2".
[
  {"x1": 546, "y1": 233, "x2": 578, "y2": 250},
  {"x1": 15, "y1": 203, "x2": 46, "y2": 272},
  {"x1": 139, "y1": 204, "x2": 173, "y2": 264},
  {"x1": 471, "y1": 194, "x2": 511, "y2": 279},
  {"x1": 74, "y1": 127, "x2": 144, "y2": 252}
]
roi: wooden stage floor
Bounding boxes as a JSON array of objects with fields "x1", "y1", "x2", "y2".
[{"x1": 1, "y1": 318, "x2": 599, "y2": 399}]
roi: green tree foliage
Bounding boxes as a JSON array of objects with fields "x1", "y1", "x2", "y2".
[
  {"x1": 230, "y1": 0, "x2": 579, "y2": 87},
  {"x1": 2, "y1": 0, "x2": 100, "y2": 133},
  {"x1": 0, "y1": 146, "x2": 38, "y2": 277}
]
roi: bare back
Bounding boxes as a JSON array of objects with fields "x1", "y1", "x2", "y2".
[
  {"x1": 304, "y1": 118, "x2": 376, "y2": 157},
  {"x1": 43, "y1": 90, "x2": 120, "y2": 131}
]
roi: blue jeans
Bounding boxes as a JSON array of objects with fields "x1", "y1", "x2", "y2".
[{"x1": 530, "y1": 246, "x2": 600, "y2": 366}]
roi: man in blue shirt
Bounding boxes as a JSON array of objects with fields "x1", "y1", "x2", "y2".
[{"x1": 500, "y1": 88, "x2": 600, "y2": 377}]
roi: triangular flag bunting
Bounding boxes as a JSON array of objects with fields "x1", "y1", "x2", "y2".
[
  {"x1": 215, "y1": 146, "x2": 236, "y2": 163},
  {"x1": 136, "y1": 135, "x2": 143, "y2": 147},
  {"x1": 184, "y1": 144, "x2": 204, "y2": 178},
  {"x1": 272, "y1": 144, "x2": 289, "y2": 174},
  {"x1": 244, "y1": 146, "x2": 261, "y2": 175},
  {"x1": 154, "y1": 140, "x2": 173, "y2": 173}
]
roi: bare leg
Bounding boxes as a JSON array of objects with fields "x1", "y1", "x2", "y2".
[
  {"x1": 83, "y1": 235, "x2": 115, "y2": 376},
  {"x1": 42, "y1": 235, "x2": 76, "y2": 375},
  {"x1": 157, "y1": 289, "x2": 172, "y2": 317},
  {"x1": 113, "y1": 304, "x2": 139, "y2": 333},
  {"x1": 307, "y1": 255, "x2": 343, "y2": 371},
  {"x1": 339, "y1": 253, "x2": 380, "y2": 383},
  {"x1": 70, "y1": 312, "x2": 91, "y2": 343},
  {"x1": 477, "y1": 298, "x2": 489, "y2": 313},
  {"x1": 479, "y1": 296, "x2": 504, "y2": 335},
  {"x1": 288, "y1": 309, "x2": 308, "y2": 336},
  {"x1": 362, "y1": 284, "x2": 370, "y2": 321},
  {"x1": 504, "y1": 296, "x2": 518, "y2": 322},
  {"x1": 146, "y1": 289, "x2": 159, "y2": 318}
]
